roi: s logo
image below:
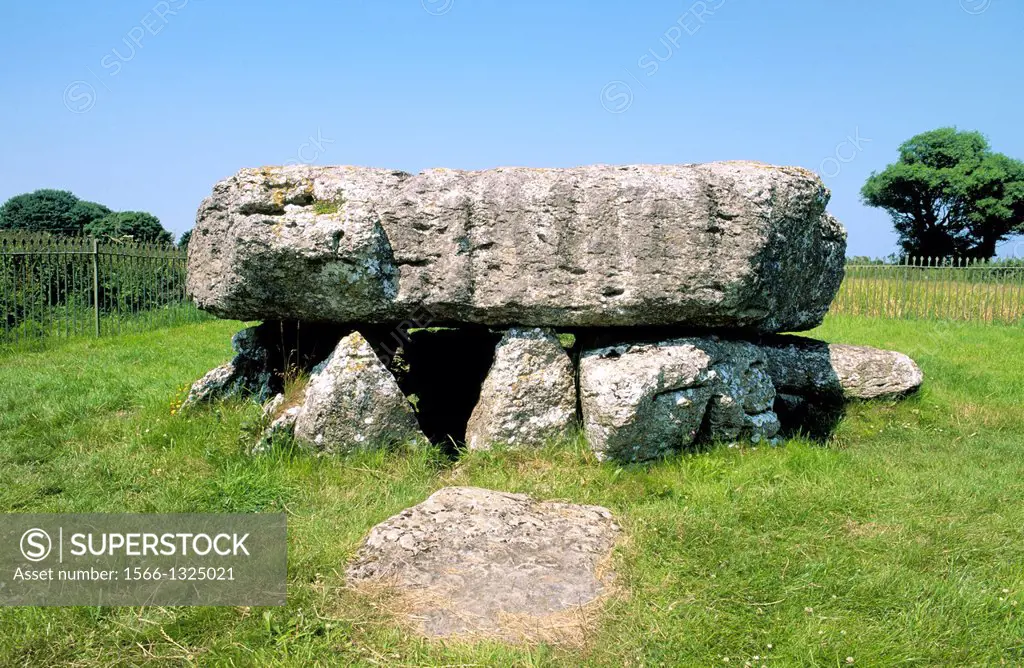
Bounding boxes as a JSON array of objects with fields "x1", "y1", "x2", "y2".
[{"x1": 20, "y1": 529, "x2": 52, "y2": 562}]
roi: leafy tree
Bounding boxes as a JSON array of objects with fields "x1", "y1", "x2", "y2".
[
  {"x1": 0, "y1": 189, "x2": 110, "y2": 235},
  {"x1": 177, "y1": 229, "x2": 192, "y2": 249},
  {"x1": 71, "y1": 200, "x2": 113, "y2": 230},
  {"x1": 862, "y1": 128, "x2": 1024, "y2": 259},
  {"x1": 85, "y1": 211, "x2": 173, "y2": 244}
]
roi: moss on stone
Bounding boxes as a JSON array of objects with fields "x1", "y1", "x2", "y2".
[{"x1": 313, "y1": 196, "x2": 346, "y2": 215}]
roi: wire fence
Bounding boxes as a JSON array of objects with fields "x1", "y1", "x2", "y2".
[
  {"x1": 832, "y1": 257, "x2": 1024, "y2": 324},
  {"x1": 1, "y1": 232, "x2": 206, "y2": 350}
]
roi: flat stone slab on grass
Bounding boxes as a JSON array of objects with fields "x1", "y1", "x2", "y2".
[{"x1": 346, "y1": 486, "x2": 620, "y2": 643}]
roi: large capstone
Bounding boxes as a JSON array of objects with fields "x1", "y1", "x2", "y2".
[
  {"x1": 188, "y1": 162, "x2": 846, "y2": 333},
  {"x1": 293, "y1": 332, "x2": 423, "y2": 453},
  {"x1": 579, "y1": 337, "x2": 780, "y2": 462},
  {"x1": 466, "y1": 327, "x2": 577, "y2": 450},
  {"x1": 347, "y1": 487, "x2": 620, "y2": 641}
]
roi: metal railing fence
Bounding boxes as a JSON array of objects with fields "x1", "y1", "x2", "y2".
[
  {"x1": 1, "y1": 232, "x2": 206, "y2": 348},
  {"x1": 832, "y1": 256, "x2": 1024, "y2": 324}
]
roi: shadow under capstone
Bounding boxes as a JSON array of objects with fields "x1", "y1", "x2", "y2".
[
  {"x1": 226, "y1": 320, "x2": 352, "y2": 400},
  {"x1": 773, "y1": 394, "x2": 847, "y2": 442},
  {"x1": 263, "y1": 320, "x2": 353, "y2": 372},
  {"x1": 757, "y1": 334, "x2": 850, "y2": 442},
  {"x1": 365, "y1": 326, "x2": 502, "y2": 455}
]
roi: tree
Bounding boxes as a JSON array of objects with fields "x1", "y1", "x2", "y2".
[
  {"x1": 0, "y1": 189, "x2": 109, "y2": 235},
  {"x1": 85, "y1": 211, "x2": 173, "y2": 244},
  {"x1": 177, "y1": 229, "x2": 192, "y2": 249},
  {"x1": 862, "y1": 128, "x2": 1024, "y2": 260},
  {"x1": 71, "y1": 200, "x2": 113, "y2": 231}
]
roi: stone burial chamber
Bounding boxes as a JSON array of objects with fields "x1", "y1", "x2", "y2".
[{"x1": 183, "y1": 161, "x2": 923, "y2": 462}]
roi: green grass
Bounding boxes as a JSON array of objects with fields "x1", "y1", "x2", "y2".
[
  {"x1": 1, "y1": 303, "x2": 210, "y2": 354},
  {"x1": 1, "y1": 316, "x2": 1023, "y2": 665}
]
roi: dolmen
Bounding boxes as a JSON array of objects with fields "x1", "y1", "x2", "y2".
[{"x1": 184, "y1": 161, "x2": 922, "y2": 462}]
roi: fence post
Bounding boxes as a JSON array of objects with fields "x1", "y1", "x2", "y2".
[{"x1": 91, "y1": 237, "x2": 100, "y2": 337}]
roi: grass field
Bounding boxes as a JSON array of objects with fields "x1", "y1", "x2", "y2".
[{"x1": 1, "y1": 315, "x2": 1023, "y2": 666}]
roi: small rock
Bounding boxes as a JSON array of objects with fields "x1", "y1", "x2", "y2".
[
  {"x1": 252, "y1": 393, "x2": 303, "y2": 454},
  {"x1": 182, "y1": 362, "x2": 237, "y2": 406},
  {"x1": 182, "y1": 326, "x2": 276, "y2": 407},
  {"x1": 253, "y1": 406, "x2": 302, "y2": 454},
  {"x1": 262, "y1": 393, "x2": 285, "y2": 418}
]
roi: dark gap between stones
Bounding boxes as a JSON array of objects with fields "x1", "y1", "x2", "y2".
[
  {"x1": 238, "y1": 320, "x2": 352, "y2": 398},
  {"x1": 386, "y1": 328, "x2": 502, "y2": 456},
  {"x1": 773, "y1": 394, "x2": 847, "y2": 442},
  {"x1": 361, "y1": 324, "x2": 504, "y2": 455},
  {"x1": 263, "y1": 322, "x2": 505, "y2": 456},
  {"x1": 693, "y1": 398, "x2": 717, "y2": 448},
  {"x1": 269, "y1": 320, "x2": 352, "y2": 372}
]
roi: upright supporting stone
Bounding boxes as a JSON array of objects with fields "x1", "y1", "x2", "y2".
[
  {"x1": 293, "y1": 331, "x2": 424, "y2": 453},
  {"x1": 465, "y1": 327, "x2": 577, "y2": 450},
  {"x1": 579, "y1": 338, "x2": 780, "y2": 463}
]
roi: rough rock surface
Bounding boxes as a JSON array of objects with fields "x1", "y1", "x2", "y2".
[
  {"x1": 579, "y1": 338, "x2": 780, "y2": 462},
  {"x1": 293, "y1": 332, "x2": 422, "y2": 453},
  {"x1": 183, "y1": 326, "x2": 275, "y2": 406},
  {"x1": 466, "y1": 328, "x2": 577, "y2": 450},
  {"x1": 182, "y1": 362, "x2": 237, "y2": 406},
  {"x1": 188, "y1": 162, "x2": 847, "y2": 332},
  {"x1": 347, "y1": 487, "x2": 620, "y2": 641},
  {"x1": 252, "y1": 393, "x2": 303, "y2": 454},
  {"x1": 761, "y1": 337, "x2": 924, "y2": 400},
  {"x1": 262, "y1": 392, "x2": 285, "y2": 418}
]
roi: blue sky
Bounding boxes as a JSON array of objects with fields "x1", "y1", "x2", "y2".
[{"x1": 2, "y1": 0, "x2": 1022, "y2": 257}]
